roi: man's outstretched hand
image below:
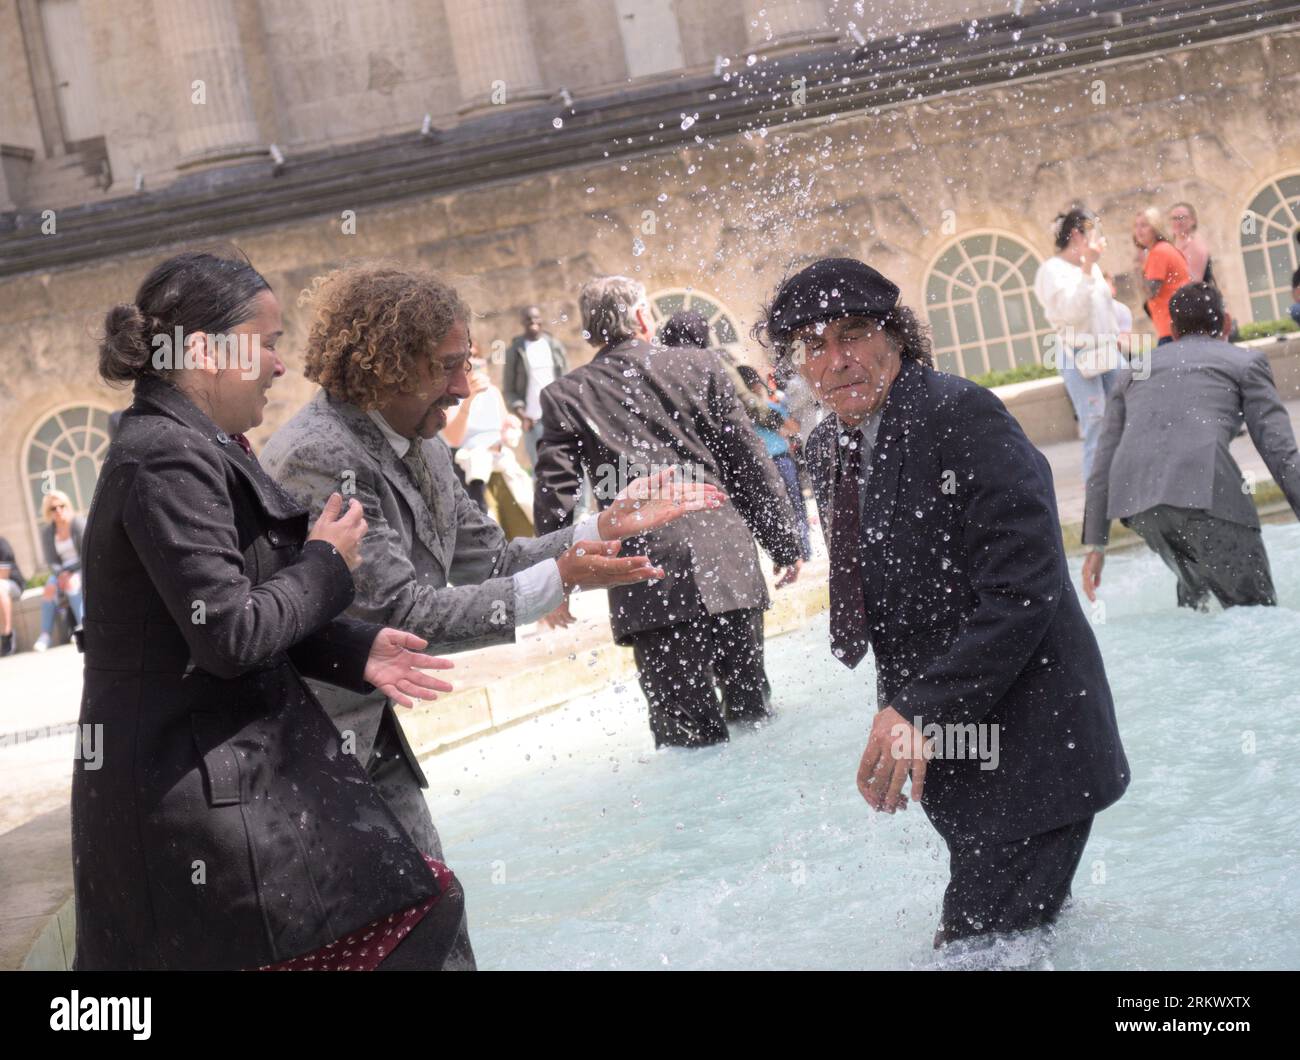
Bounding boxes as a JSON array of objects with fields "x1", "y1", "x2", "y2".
[
  {"x1": 857, "y1": 705, "x2": 930, "y2": 814},
  {"x1": 556, "y1": 539, "x2": 665, "y2": 592},
  {"x1": 596, "y1": 465, "x2": 726, "y2": 540}
]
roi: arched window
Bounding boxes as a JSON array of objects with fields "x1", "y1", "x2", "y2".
[
  {"x1": 1240, "y1": 174, "x2": 1300, "y2": 322},
  {"x1": 648, "y1": 289, "x2": 742, "y2": 352},
  {"x1": 924, "y1": 233, "x2": 1052, "y2": 377},
  {"x1": 24, "y1": 403, "x2": 113, "y2": 543}
]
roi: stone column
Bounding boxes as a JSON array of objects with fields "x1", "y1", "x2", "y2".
[
  {"x1": 152, "y1": 0, "x2": 263, "y2": 169},
  {"x1": 743, "y1": 0, "x2": 836, "y2": 50},
  {"x1": 444, "y1": 0, "x2": 547, "y2": 114}
]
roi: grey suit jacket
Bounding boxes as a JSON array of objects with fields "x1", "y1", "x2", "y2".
[
  {"x1": 261, "y1": 389, "x2": 579, "y2": 772},
  {"x1": 1083, "y1": 335, "x2": 1300, "y2": 546}
]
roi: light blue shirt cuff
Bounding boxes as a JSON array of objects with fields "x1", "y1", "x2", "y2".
[
  {"x1": 512, "y1": 563, "x2": 564, "y2": 625},
  {"x1": 572, "y1": 512, "x2": 602, "y2": 543},
  {"x1": 511, "y1": 513, "x2": 604, "y2": 624}
]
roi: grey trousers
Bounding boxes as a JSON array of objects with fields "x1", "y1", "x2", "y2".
[{"x1": 1124, "y1": 504, "x2": 1275, "y2": 609}]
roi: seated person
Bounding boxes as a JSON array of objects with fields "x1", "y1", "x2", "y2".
[
  {"x1": 36, "y1": 489, "x2": 85, "y2": 651},
  {"x1": 0, "y1": 536, "x2": 25, "y2": 656}
]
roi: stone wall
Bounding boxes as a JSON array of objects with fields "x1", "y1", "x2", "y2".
[{"x1": 2, "y1": 24, "x2": 1299, "y2": 572}]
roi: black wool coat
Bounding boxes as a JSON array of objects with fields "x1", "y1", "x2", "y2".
[
  {"x1": 807, "y1": 360, "x2": 1130, "y2": 844},
  {"x1": 71, "y1": 376, "x2": 439, "y2": 970},
  {"x1": 533, "y1": 337, "x2": 801, "y2": 642}
]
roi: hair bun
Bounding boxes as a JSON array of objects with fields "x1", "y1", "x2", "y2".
[{"x1": 98, "y1": 303, "x2": 154, "y2": 384}]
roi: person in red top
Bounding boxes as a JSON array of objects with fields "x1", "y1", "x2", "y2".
[{"x1": 1134, "y1": 207, "x2": 1190, "y2": 344}]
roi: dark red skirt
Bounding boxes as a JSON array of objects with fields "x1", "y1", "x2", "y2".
[{"x1": 256, "y1": 854, "x2": 454, "y2": 971}]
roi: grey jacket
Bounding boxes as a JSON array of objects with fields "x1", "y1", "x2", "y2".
[
  {"x1": 534, "y1": 337, "x2": 800, "y2": 643},
  {"x1": 263, "y1": 389, "x2": 578, "y2": 649},
  {"x1": 1083, "y1": 335, "x2": 1300, "y2": 546},
  {"x1": 262, "y1": 390, "x2": 579, "y2": 772}
]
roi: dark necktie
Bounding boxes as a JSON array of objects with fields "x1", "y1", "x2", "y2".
[
  {"x1": 232, "y1": 433, "x2": 254, "y2": 457},
  {"x1": 402, "y1": 442, "x2": 438, "y2": 518},
  {"x1": 829, "y1": 430, "x2": 871, "y2": 668}
]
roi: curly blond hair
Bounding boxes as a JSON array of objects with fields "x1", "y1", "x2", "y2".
[{"x1": 300, "y1": 263, "x2": 470, "y2": 410}]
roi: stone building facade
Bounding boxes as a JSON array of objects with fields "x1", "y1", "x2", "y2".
[{"x1": 2, "y1": 0, "x2": 1299, "y2": 575}]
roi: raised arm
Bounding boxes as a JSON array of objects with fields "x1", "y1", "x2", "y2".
[{"x1": 1035, "y1": 259, "x2": 1097, "y2": 328}]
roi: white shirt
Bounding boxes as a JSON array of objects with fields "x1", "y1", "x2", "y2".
[
  {"x1": 367, "y1": 410, "x2": 600, "y2": 622},
  {"x1": 459, "y1": 388, "x2": 507, "y2": 450},
  {"x1": 54, "y1": 532, "x2": 79, "y2": 566},
  {"x1": 522, "y1": 338, "x2": 556, "y2": 421},
  {"x1": 1033, "y1": 255, "x2": 1125, "y2": 374}
]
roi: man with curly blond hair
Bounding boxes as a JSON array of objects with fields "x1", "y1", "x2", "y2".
[{"x1": 263, "y1": 263, "x2": 724, "y2": 967}]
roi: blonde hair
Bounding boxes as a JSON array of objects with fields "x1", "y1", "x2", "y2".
[
  {"x1": 1139, "y1": 206, "x2": 1170, "y2": 243},
  {"x1": 42, "y1": 489, "x2": 73, "y2": 522}
]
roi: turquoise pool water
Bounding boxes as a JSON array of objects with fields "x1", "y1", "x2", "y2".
[{"x1": 426, "y1": 524, "x2": 1300, "y2": 969}]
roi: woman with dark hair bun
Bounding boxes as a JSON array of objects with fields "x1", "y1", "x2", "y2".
[{"x1": 74, "y1": 250, "x2": 468, "y2": 970}]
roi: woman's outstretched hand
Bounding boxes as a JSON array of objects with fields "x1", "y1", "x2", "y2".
[
  {"x1": 364, "y1": 629, "x2": 454, "y2": 707},
  {"x1": 596, "y1": 466, "x2": 726, "y2": 540}
]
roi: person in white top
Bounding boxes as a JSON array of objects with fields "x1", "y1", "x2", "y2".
[
  {"x1": 503, "y1": 305, "x2": 568, "y2": 467},
  {"x1": 441, "y1": 353, "x2": 536, "y2": 539},
  {"x1": 1032, "y1": 206, "x2": 1128, "y2": 481}
]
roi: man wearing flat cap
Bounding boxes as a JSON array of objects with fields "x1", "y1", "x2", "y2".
[{"x1": 758, "y1": 258, "x2": 1129, "y2": 946}]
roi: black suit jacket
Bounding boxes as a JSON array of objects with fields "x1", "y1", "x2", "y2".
[
  {"x1": 71, "y1": 375, "x2": 437, "y2": 969},
  {"x1": 807, "y1": 360, "x2": 1129, "y2": 843},
  {"x1": 533, "y1": 337, "x2": 800, "y2": 642}
]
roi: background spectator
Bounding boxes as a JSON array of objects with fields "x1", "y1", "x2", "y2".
[
  {"x1": 0, "y1": 535, "x2": 25, "y2": 656},
  {"x1": 1169, "y1": 201, "x2": 1215, "y2": 285},
  {"x1": 1134, "y1": 206, "x2": 1191, "y2": 345},
  {"x1": 504, "y1": 305, "x2": 567, "y2": 467},
  {"x1": 1033, "y1": 206, "x2": 1124, "y2": 480},
  {"x1": 36, "y1": 489, "x2": 85, "y2": 651},
  {"x1": 737, "y1": 365, "x2": 811, "y2": 563},
  {"x1": 442, "y1": 354, "x2": 535, "y2": 539}
]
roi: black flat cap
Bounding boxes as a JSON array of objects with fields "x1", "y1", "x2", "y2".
[{"x1": 767, "y1": 258, "x2": 900, "y2": 340}]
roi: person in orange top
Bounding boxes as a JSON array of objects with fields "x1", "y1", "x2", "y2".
[{"x1": 1134, "y1": 207, "x2": 1190, "y2": 344}]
